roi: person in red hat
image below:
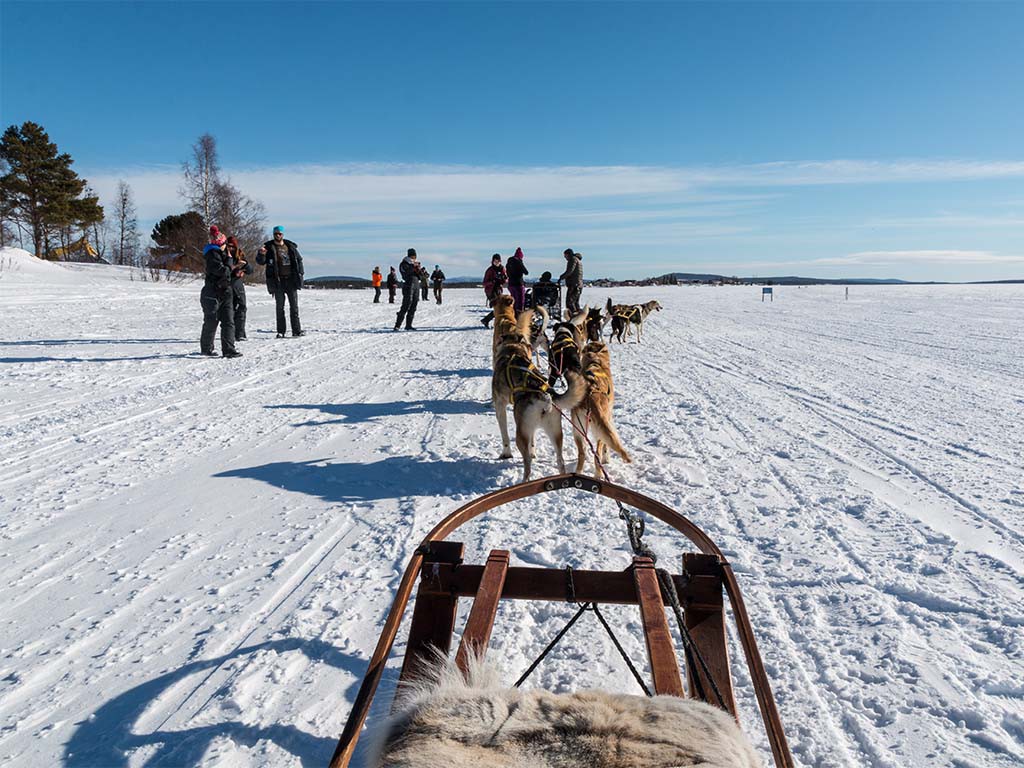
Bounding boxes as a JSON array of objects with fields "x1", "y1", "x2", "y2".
[
  {"x1": 506, "y1": 246, "x2": 528, "y2": 313},
  {"x1": 199, "y1": 227, "x2": 241, "y2": 358}
]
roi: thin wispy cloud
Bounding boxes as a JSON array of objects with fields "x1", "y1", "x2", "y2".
[
  {"x1": 81, "y1": 158, "x2": 1024, "y2": 280},
  {"x1": 813, "y1": 250, "x2": 1024, "y2": 266}
]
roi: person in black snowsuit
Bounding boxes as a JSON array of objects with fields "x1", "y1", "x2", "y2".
[
  {"x1": 430, "y1": 265, "x2": 446, "y2": 305},
  {"x1": 200, "y1": 227, "x2": 241, "y2": 358},
  {"x1": 559, "y1": 248, "x2": 584, "y2": 316},
  {"x1": 386, "y1": 267, "x2": 399, "y2": 303},
  {"x1": 256, "y1": 225, "x2": 305, "y2": 338},
  {"x1": 226, "y1": 236, "x2": 252, "y2": 341},
  {"x1": 394, "y1": 248, "x2": 424, "y2": 331}
]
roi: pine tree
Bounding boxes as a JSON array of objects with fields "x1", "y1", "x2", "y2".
[
  {"x1": 149, "y1": 211, "x2": 205, "y2": 265},
  {"x1": 0, "y1": 121, "x2": 103, "y2": 258}
]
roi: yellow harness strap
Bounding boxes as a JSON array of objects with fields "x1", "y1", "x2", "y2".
[{"x1": 506, "y1": 357, "x2": 550, "y2": 398}]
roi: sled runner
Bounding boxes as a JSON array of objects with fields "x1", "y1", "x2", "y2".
[{"x1": 328, "y1": 474, "x2": 793, "y2": 768}]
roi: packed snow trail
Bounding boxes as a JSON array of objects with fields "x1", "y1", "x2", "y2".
[{"x1": 0, "y1": 250, "x2": 1021, "y2": 767}]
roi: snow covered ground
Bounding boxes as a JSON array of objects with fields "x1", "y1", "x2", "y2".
[{"x1": 0, "y1": 247, "x2": 1021, "y2": 767}]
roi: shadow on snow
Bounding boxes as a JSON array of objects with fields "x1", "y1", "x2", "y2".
[
  {"x1": 63, "y1": 637, "x2": 370, "y2": 768},
  {"x1": 408, "y1": 367, "x2": 491, "y2": 378},
  {"x1": 266, "y1": 399, "x2": 486, "y2": 426},
  {"x1": 215, "y1": 454, "x2": 500, "y2": 502}
]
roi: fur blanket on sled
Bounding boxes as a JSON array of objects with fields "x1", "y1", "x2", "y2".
[{"x1": 369, "y1": 653, "x2": 762, "y2": 768}]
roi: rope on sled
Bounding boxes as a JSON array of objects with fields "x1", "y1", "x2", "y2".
[
  {"x1": 547, "y1": 398, "x2": 728, "y2": 711},
  {"x1": 513, "y1": 567, "x2": 653, "y2": 697}
]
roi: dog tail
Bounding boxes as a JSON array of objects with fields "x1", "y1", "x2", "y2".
[
  {"x1": 533, "y1": 305, "x2": 548, "y2": 341},
  {"x1": 516, "y1": 308, "x2": 535, "y2": 338},
  {"x1": 606, "y1": 296, "x2": 613, "y2": 314},
  {"x1": 553, "y1": 370, "x2": 586, "y2": 412},
  {"x1": 590, "y1": 409, "x2": 632, "y2": 464}
]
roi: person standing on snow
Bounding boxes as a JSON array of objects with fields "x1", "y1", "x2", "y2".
[
  {"x1": 506, "y1": 247, "x2": 529, "y2": 314},
  {"x1": 480, "y1": 253, "x2": 507, "y2": 328},
  {"x1": 394, "y1": 248, "x2": 424, "y2": 331},
  {"x1": 431, "y1": 264, "x2": 446, "y2": 305},
  {"x1": 371, "y1": 266, "x2": 383, "y2": 303},
  {"x1": 256, "y1": 225, "x2": 305, "y2": 338},
  {"x1": 386, "y1": 266, "x2": 399, "y2": 303},
  {"x1": 559, "y1": 248, "x2": 584, "y2": 316},
  {"x1": 226, "y1": 236, "x2": 252, "y2": 341},
  {"x1": 200, "y1": 226, "x2": 241, "y2": 358},
  {"x1": 419, "y1": 269, "x2": 429, "y2": 301}
]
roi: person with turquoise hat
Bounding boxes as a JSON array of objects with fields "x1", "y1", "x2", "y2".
[{"x1": 257, "y1": 225, "x2": 305, "y2": 338}]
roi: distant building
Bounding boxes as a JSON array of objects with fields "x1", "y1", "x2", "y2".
[{"x1": 147, "y1": 251, "x2": 203, "y2": 272}]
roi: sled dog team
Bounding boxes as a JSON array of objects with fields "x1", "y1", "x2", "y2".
[{"x1": 490, "y1": 295, "x2": 662, "y2": 481}]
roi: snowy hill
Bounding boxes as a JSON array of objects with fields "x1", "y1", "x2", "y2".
[{"x1": 1, "y1": 247, "x2": 1022, "y2": 766}]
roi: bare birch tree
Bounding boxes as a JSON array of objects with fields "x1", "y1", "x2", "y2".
[
  {"x1": 181, "y1": 133, "x2": 220, "y2": 226},
  {"x1": 111, "y1": 180, "x2": 141, "y2": 266}
]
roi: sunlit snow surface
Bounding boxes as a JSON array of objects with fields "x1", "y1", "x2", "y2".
[{"x1": 0, "y1": 247, "x2": 1021, "y2": 767}]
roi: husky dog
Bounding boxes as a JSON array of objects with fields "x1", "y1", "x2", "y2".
[
  {"x1": 606, "y1": 298, "x2": 662, "y2": 343},
  {"x1": 529, "y1": 304, "x2": 550, "y2": 363},
  {"x1": 371, "y1": 652, "x2": 761, "y2": 768},
  {"x1": 585, "y1": 305, "x2": 605, "y2": 342},
  {"x1": 492, "y1": 311, "x2": 585, "y2": 480},
  {"x1": 546, "y1": 309, "x2": 587, "y2": 388},
  {"x1": 490, "y1": 294, "x2": 518, "y2": 363},
  {"x1": 572, "y1": 341, "x2": 632, "y2": 475}
]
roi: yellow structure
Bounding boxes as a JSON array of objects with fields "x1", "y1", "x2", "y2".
[{"x1": 48, "y1": 236, "x2": 100, "y2": 261}]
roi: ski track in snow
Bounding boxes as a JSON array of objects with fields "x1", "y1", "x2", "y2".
[{"x1": 0, "y1": 251, "x2": 1022, "y2": 767}]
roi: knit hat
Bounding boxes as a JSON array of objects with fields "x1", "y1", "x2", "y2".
[
  {"x1": 491, "y1": 253, "x2": 501, "y2": 262},
  {"x1": 212, "y1": 233, "x2": 227, "y2": 246},
  {"x1": 514, "y1": 247, "x2": 524, "y2": 259},
  {"x1": 541, "y1": 271, "x2": 552, "y2": 281},
  {"x1": 209, "y1": 225, "x2": 220, "y2": 237},
  {"x1": 273, "y1": 225, "x2": 285, "y2": 234},
  {"x1": 407, "y1": 248, "x2": 417, "y2": 257},
  {"x1": 563, "y1": 248, "x2": 574, "y2": 257}
]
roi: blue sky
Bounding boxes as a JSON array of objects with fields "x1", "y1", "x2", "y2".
[{"x1": 2, "y1": 1, "x2": 1022, "y2": 280}]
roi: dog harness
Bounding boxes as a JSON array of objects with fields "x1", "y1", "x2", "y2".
[
  {"x1": 550, "y1": 332, "x2": 578, "y2": 355},
  {"x1": 584, "y1": 368, "x2": 611, "y2": 396},
  {"x1": 614, "y1": 306, "x2": 642, "y2": 322},
  {"x1": 505, "y1": 354, "x2": 550, "y2": 401}
]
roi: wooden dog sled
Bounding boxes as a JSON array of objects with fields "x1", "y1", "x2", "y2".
[{"x1": 328, "y1": 473, "x2": 794, "y2": 768}]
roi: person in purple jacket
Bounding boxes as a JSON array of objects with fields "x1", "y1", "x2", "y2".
[{"x1": 506, "y1": 246, "x2": 528, "y2": 313}]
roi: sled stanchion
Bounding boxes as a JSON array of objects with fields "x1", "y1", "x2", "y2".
[
  {"x1": 682, "y1": 553, "x2": 738, "y2": 716},
  {"x1": 398, "y1": 541, "x2": 464, "y2": 687},
  {"x1": 455, "y1": 549, "x2": 510, "y2": 673},
  {"x1": 633, "y1": 556, "x2": 685, "y2": 696}
]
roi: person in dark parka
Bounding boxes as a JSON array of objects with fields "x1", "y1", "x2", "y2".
[
  {"x1": 559, "y1": 248, "x2": 584, "y2": 316},
  {"x1": 200, "y1": 227, "x2": 241, "y2": 358},
  {"x1": 256, "y1": 225, "x2": 305, "y2": 338},
  {"x1": 431, "y1": 265, "x2": 446, "y2": 305},
  {"x1": 506, "y1": 247, "x2": 528, "y2": 313},
  {"x1": 394, "y1": 248, "x2": 424, "y2": 331},
  {"x1": 419, "y1": 269, "x2": 429, "y2": 301},
  {"x1": 226, "y1": 236, "x2": 252, "y2": 341},
  {"x1": 386, "y1": 267, "x2": 399, "y2": 303}
]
